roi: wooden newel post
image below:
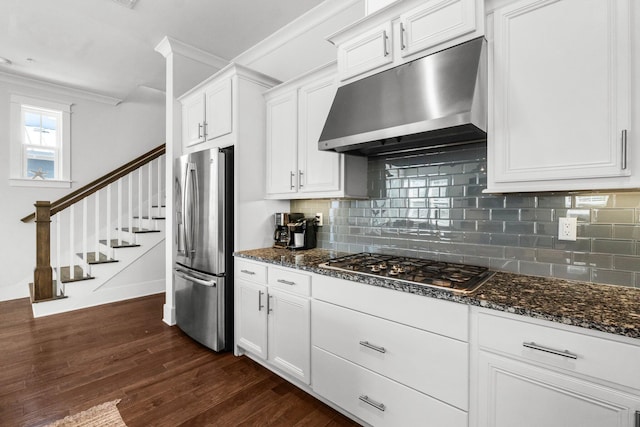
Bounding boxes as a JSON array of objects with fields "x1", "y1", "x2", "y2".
[{"x1": 33, "y1": 201, "x2": 54, "y2": 301}]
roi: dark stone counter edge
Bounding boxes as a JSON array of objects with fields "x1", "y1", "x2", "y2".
[{"x1": 234, "y1": 252, "x2": 640, "y2": 340}]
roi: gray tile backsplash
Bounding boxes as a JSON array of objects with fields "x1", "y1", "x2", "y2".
[{"x1": 291, "y1": 143, "x2": 640, "y2": 288}]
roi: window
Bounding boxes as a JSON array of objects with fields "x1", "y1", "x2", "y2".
[{"x1": 10, "y1": 95, "x2": 72, "y2": 187}]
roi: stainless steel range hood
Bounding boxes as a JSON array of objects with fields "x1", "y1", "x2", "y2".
[{"x1": 319, "y1": 37, "x2": 487, "y2": 156}]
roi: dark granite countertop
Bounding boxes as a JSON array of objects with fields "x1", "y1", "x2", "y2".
[{"x1": 234, "y1": 247, "x2": 640, "y2": 340}]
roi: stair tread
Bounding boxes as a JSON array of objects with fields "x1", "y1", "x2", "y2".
[
  {"x1": 56, "y1": 266, "x2": 94, "y2": 283},
  {"x1": 118, "y1": 227, "x2": 161, "y2": 234},
  {"x1": 99, "y1": 239, "x2": 140, "y2": 248},
  {"x1": 77, "y1": 252, "x2": 118, "y2": 264}
]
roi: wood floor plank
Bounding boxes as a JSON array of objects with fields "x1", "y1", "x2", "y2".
[{"x1": 0, "y1": 294, "x2": 360, "y2": 426}]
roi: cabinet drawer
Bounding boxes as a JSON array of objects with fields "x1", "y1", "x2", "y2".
[
  {"x1": 313, "y1": 300, "x2": 468, "y2": 410},
  {"x1": 477, "y1": 311, "x2": 640, "y2": 390},
  {"x1": 312, "y1": 274, "x2": 469, "y2": 341},
  {"x1": 235, "y1": 259, "x2": 267, "y2": 284},
  {"x1": 312, "y1": 347, "x2": 467, "y2": 427},
  {"x1": 268, "y1": 266, "x2": 311, "y2": 296}
]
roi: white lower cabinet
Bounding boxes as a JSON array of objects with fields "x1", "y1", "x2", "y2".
[
  {"x1": 472, "y1": 309, "x2": 640, "y2": 427},
  {"x1": 235, "y1": 259, "x2": 311, "y2": 385},
  {"x1": 313, "y1": 346, "x2": 467, "y2": 427},
  {"x1": 311, "y1": 274, "x2": 469, "y2": 426}
]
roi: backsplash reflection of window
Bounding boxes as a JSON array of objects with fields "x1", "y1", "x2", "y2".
[{"x1": 291, "y1": 143, "x2": 640, "y2": 288}]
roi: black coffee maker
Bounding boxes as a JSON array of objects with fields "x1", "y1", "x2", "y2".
[
  {"x1": 287, "y1": 217, "x2": 318, "y2": 250},
  {"x1": 273, "y1": 213, "x2": 304, "y2": 248}
]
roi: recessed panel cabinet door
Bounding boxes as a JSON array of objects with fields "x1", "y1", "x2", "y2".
[
  {"x1": 477, "y1": 351, "x2": 640, "y2": 427},
  {"x1": 489, "y1": 0, "x2": 631, "y2": 191},
  {"x1": 266, "y1": 92, "x2": 298, "y2": 195},
  {"x1": 297, "y1": 73, "x2": 342, "y2": 194},
  {"x1": 236, "y1": 280, "x2": 268, "y2": 359},
  {"x1": 267, "y1": 289, "x2": 310, "y2": 385},
  {"x1": 205, "y1": 78, "x2": 233, "y2": 141},
  {"x1": 182, "y1": 93, "x2": 206, "y2": 147}
]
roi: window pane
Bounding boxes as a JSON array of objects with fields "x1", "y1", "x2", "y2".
[{"x1": 26, "y1": 147, "x2": 56, "y2": 179}]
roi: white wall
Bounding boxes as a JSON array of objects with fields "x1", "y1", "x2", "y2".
[{"x1": 0, "y1": 78, "x2": 165, "y2": 301}]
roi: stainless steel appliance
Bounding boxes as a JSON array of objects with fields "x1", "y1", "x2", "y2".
[
  {"x1": 174, "y1": 147, "x2": 233, "y2": 351},
  {"x1": 319, "y1": 37, "x2": 487, "y2": 156},
  {"x1": 319, "y1": 252, "x2": 494, "y2": 294},
  {"x1": 273, "y1": 212, "x2": 304, "y2": 248}
]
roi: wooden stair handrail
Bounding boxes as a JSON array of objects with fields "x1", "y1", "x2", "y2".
[{"x1": 21, "y1": 144, "x2": 166, "y2": 223}]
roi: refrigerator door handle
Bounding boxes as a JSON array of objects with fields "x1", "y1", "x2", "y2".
[
  {"x1": 175, "y1": 269, "x2": 217, "y2": 287},
  {"x1": 182, "y1": 164, "x2": 191, "y2": 258}
]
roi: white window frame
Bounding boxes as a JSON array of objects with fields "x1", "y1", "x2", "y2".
[{"x1": 9, "y1": 94, "x2": 72, "y2": 188}]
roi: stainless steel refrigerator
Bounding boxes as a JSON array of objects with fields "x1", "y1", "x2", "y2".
[{"x1": 174, "y1": 147, "x2": 233, "y2": 351}]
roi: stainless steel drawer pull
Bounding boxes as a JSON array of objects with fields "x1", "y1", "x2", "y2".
[
  {"x1": 359, "y1": 395, "x2": 385, "y2": 412},
  {"x1": 277, "y1": 279, "x2": 296, "y2": 286},
  {"x1": 622, "y1": 129, "x2": 628, "y2": 170},
  {"x1": 400, "y1": 22, "x2": 406, "y2": 50},
  {"x1": 359, "y1": 341, "x2": 386, "y2": 354},
  {"x1": 290, "y1": 171, "x2": 295, "y2": 190},
  {"x1": 382, "y1": 30, "x2": 389, "y2": 56},
  {"x1": 523, "y1": 342, "x2": 578, "y2": 360},
  {"x1": 258, "y1": 290, "x2": 264, "y2": 311},
  {"x1": 240, "y1": 269, "x2": 255, "y2": 275},
  {"x1": 267, "y1": 295, "x2": 273, "y2": 313}
]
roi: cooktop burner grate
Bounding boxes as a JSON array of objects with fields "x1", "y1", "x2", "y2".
[{"x1": 318, "y1": 252, "x2": 494, "y2": 294}]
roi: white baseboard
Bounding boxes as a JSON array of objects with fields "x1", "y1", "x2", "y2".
[
  {"x1": 31, "y1": 279, "x2": 165, "y2": 318},
  {"x1": 163, "y1": 303, "x2": 176, "y2": 326},
  {"x1": 0, "y1": 279, "x2": 30, "y2": 302}
]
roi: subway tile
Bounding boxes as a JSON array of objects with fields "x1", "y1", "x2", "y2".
[
  {"x1": 612, "y1": 225, "x2": 640, "y2": 239},
  {"x1": 553, "y1": 238, "x2": 591, "y2": 252},
  {"x1": 612, "y1": 193, "x2": 640, "y2": 208},
  {"x1": 537, "y1": 249, "x2": 571, "y2": 265},
  {"x1": 566, "y1": 209, "x2": 591, "y2": 222},
  {"x1": 574, "y1": 194, "x2": 612, "y2": 208},
  {"x1": 520, "y1": 209, "x2": 554, "y2": 221},
  {"x1": 535, "y1": 222, "x2": 556, "y2": 236},
  {"x1": 474, "y1": 245, "x2": 505, "y2": 258},
  {"x1": 463, "y1": 256, "x2": 491, "y2": 268},
  {"x1": 463, "y1": 232, "x2": 491, "y2": 245},
  {"x1": 505, "y1": 247, "x2": 536, "y2": 261},
  {"x1": 551, "y1": 264, "x2": 591, "y2": 282},
  {"x1": 591, "y1": 269, "x2": 635, "y2": 287},
  {"x1": 451, "y1": 173, "x2": 478, "y2": 186},
  {"x1": 491, "y1": 209, "x2": 520, "y2": 221},
  {"x1": 490, "y1": 234, "x2": 520, "y2": 247},
  {"x1": 592, "y1": 208, "x2": 635, "y2": 224},
  {"x1": 491, "y1": 259, "x2": 519, "y2": 273},
  {"x1": 613, "y1": 255, "x2": 640, "y2": 272},
  {"x1": 478, "y1": 221, "x2": 504, "y2": 233},
  {"x1": 519, "y1": 235, "x2": 554, "y2": 248},
  {"x1": 538, "y1": 196, "x2": 572, "y2": 208},
  {"x1": 592, "y1": 239, "x2": 635, "y2": 255},
  {"x1": 452, "y1": 220, "x2": 477, "y2": 231},
  {"x1": 519, "y1": 261, "x2": 552, "y2": 277},
  {"x1": 478, "y1": 197, "x2": 505, "y2": 208},
  {"x1": 572, "y1": 252, "x2": 612, "y2": 269},
  {"x1": 466, "y1": 185, "x2": 485, "y2": 196},
  {"x1": 505, "y1": 196, "x2": 536, "y2": 208},
  {"x1": 504, "y1": 221, "x2": 535, "y2": 234},
  {"x1": 578, "y1": 224, "x2": 612, "y2": 239}
]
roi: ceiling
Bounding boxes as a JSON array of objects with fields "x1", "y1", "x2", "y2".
[{"x1": 0, "y1": 0, "x2": 325, "y2": 101}]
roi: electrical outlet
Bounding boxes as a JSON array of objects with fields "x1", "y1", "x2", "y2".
[
  {"x1": 315, "y1": 212, "x2": 323, "y2": 226},
  {"x1": 558, "y1": 217, "x2": 577, "y2": 241}
]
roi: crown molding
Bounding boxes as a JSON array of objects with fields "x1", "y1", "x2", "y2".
[
  {"x1": 232, "y1": 0, "x2": 362, "y2": 67},
  {"x1": 0, "y1": 70, "x2": 122, "y2": 105},
  {"x1": 154, "y1": 36, "x2": 229, "y2": 70}
]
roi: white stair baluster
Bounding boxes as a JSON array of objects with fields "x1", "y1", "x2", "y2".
[
  {"x1": 117, "y1": 179, "x2": 123, "y2": 246},
  {"x1": 106, "y1": 184, "x2": 112, "y2": 255},
  {"x1": 128, "y1": 172, "x2": 134, "y2": 243},
  {"x1": 138, "y1": 168, "x2": 143, "y2": 231},
  {"x1": 56, "y1": 213, "x2": 62, "y2": 296},
  {"x1": 95, "y1": 189, "x2": 100, "y2": 262},
  {"x1": 148, "y1": 162, "x2": 153, "y2": 229},
  {"x1": 157, "y1": 156, "x2": 162, "y2": 219},
  {"x1": 82, "y1": 198, "x2": 88, "y2": 275},
  {"x1": 69, "y1": 205, "x2": 75, "y2": 281}
]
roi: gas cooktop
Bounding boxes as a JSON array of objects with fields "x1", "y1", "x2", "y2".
[{"x1": 318, "y1": 252, "x2": 494, "y2": 294}]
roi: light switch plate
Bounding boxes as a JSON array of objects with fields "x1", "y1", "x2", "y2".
[{"x1": 315, "y1": 213, "x2": 323, "y2": 226}]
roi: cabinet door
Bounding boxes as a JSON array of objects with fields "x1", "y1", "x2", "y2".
[
  {"x1": 205, "y1": 78, "x2": 233, "y2": 141},
  {"x1": 297, "y1": 73, "x2": 342, "y2": 194},
  {"x1": 236, "y1": 280, "x2": 268, "y2": 359},
  {"x1": 337, "y1": 21, "x2": 393, "y2": 81},
  {"x1": 400, "y1": 0, "x2": 478, "y2": 58},
  {"x1": 490, "y1": 0, "x2": 631, "y2": 190},
  {"x1": 265, "y1": 92, "x2": 298, "y2": 195},
  {"x1": 477, "y1": 351, "x2": 640, "y2": 427},
  {"x1": 182, "y1": 93, "x2": 206, "y2": 147},
  {"x1": 267, "y1": 289, "x2": 310, "y2": 384}
]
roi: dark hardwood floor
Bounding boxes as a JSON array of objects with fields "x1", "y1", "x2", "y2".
[{"x1": 0, "y1": 294, "x2": 360, "y2": 426}]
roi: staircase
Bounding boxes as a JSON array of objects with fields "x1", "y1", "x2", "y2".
[{"x1": 21, "y1": 144, "x2": 167, "y2": 317}]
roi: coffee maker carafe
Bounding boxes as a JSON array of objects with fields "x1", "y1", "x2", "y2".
[{"x1": 273, "y1": 213, "x2": 304, "y2": 248}]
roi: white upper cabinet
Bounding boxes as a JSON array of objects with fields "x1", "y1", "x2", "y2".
[
  {"x1": 204, "y1": 78, "x2": 233, "y2": 141},
  {"x1": 181, "y1": 92, "x2": 206, "y2": 147},
  {"x1": 487, "y1": 0, "x2": 634, "y2": 192},
  {"x1": 265, "y1": 63, "x2": 367, "y2": 199},
  {"x1": 330, "y1": 0, "x2": 485, "y2": 83}
]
